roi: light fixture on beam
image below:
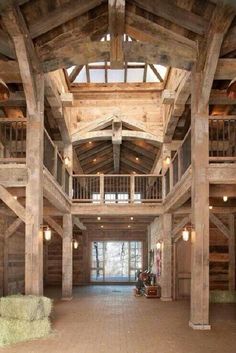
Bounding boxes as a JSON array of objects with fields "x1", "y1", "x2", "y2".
[
  {"x1": 223, "y1": 195, "x2": 228, "y2": 202},
  {"x1": 209, "y1": 205, "x2": 213, "y2": 210},
  {"x1": 13, "y1": 195, "x2": 18, "y2": 200},
  {"x1": 73, "y1": 240, "x2": 79, "y2": 249},
  {"x1": 164, "y1": 156, "x2": 171, "y2": 165},
  {"x1": 182, "y1": 227, "x2": 190, "y2": 242},
  {"x1": 44, "y1": 226, "x2": 52, "y2": 241},
  {"x1": 97, "y1": 216, "x2": 101, "y2": 221},
  {"x1": 101, "y1": 225, "x2": 104, "y2": 228},
  {"x1": 93, "y1": 158, "x2": 97, "y2": 162},
  {"x1": 135, "y1": 157, "x2": 139, "y2": 161},
  {"x1": 128, "y1": 225, "x2": 131, "y2": 228},
  {"x1": 130, "y1": 217, "x2": 134, "y2": 221},
  {"x1": 156, "y1": 241, "x2": 161, "y2": 250},
  {"x1": 64, "y1": 156, "x2": 70, "y2": 166}
]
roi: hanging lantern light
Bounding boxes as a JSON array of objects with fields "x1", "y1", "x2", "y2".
[
  {"x1": 0, "y1": 79, "x2": 10, "y2": 101},
  {"x1": 73, "y1": 240, "x2": 79, "y2": 249},
  {"x1": 156, "y1": 241, "x2": 161, "y2": 250},
  {"x1": 164, "y1": 156, "x2": 171, "y2": 165},
  {"x1": 44, "y1": 226, "x2": 52, "y2": 241},
  {"x1": 64, "y1": 156, "x2": 70, "y2": 166},
  {"x1": 182, "y1": 228, "x2": 190, "y2": 242}
]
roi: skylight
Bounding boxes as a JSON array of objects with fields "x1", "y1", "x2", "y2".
[{"x1": 66, "y1": 34, "x2": 168, "y2": 84}]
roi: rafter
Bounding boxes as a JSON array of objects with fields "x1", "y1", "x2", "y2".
[
  {"x1": 130, "y1": 0, "x2": 208, "y2": 35},
  {"x1": 29, "y1": 0, "x2": 106, "y2": 39}
]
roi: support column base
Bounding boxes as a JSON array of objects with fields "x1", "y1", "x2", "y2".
[
  {"x1": 61, "y1": 296, "x2": 73, "y2": 301},
  {"x1": 189, "y1": 321, "x2": 211, "y2": 330},
  {"x1": 161, "y1": 297, "x2": 172, "y2": 302}
]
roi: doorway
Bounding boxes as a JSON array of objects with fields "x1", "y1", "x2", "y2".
[{"x1": 91, "y1": 241, "x2": 143, "y2": 282}]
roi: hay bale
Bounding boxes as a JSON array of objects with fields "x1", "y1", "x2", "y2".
[
  {"x1": 0, "y1": 295, "x2": 52, "y2": 321},
  {"x1": 210, "y1": 290, "x2": 236, "y2": 303},
  {"x1": 0, "y1": 317, "x2": 51, "y2": 346}
]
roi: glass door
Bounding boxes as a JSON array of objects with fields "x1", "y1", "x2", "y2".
[{"x1": 91, "y1": 241, "x2": 143, "y2": 282}]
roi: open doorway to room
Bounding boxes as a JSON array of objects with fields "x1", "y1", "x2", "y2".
[{"x1": 91, "y1": 241, "x2": 142, "y2": 283}]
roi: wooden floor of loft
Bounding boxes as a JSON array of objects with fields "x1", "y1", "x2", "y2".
[{"x1": 1, "y1": 285, "x2": 235, "y2": 353}]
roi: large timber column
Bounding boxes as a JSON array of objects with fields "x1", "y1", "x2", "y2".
[
  {"x1": 189, "y1": 3, "x2": 234, "y2": 330},
  {"x1": 190, "y1": 68, "x2": 210, "y2": 329},
  {"x1": 2, "y1": 7, "x2": 45, "y2": 295},
  {"x1": 62, "y1": 214, "x2": 73, "y2": 299},
  {"x1": 161, "y1": 213, "x2": 172, "y2": 301},
  {"x1": 25, "y1": 76, "x2": 44, "y2": 296}
]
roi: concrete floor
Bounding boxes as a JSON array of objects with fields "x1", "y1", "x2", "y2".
[{"x1": 0, "y1": 285, "x2": 236, "y2": 353}]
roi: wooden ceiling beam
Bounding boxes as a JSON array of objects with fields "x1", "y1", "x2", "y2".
[
  {"x1": 72, "y1": 129, "x2": 162, "y2": 146},
  {"x1": 215, "y1": 58, "x2": 236, "y2": 80},
  {"x1": 125, "y1": 12, "x2": 197, "y2": 70},
  {"x1": 129, "y1": 0, "x2": 208, "y2": 35},
  {"x1": 40, "y1": 39, "x2": 195, "y2": 72},
  {"x1": 0, "y1": 29, "x2": 16, "y2": 59},
  {"x1": 198, "y1": 4, "x2": 235, "y2": 112},
  {"x1": 109, "y1": 0, "x2": 125, "y2": 69},
  {"x1": 28, "y1": 0, "x2": 106, "y2": 39},
  {"x1": 221, "y1": 25, "x2": 236, "y2": 56}
]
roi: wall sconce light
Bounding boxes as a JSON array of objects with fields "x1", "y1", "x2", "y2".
[
  {"x1": 164, "y1": 156, "x2": 171, "y2": 165},
  {"x1": 44, "y1": 226, "x2": 52, "y2": 241},
  {"x1": 182, "y1": 227, "x2": 190, "y2": 242},
  {"x1": 73, "y1": 240, "x2": 79, "y2": 249},
  {"x1": 64, "y1": 156, "x2": 70, "y2": 166},
  {"x1": 156, "y1": 241, "x2": 161, "y2": 250},
  {"x1": 223, "y1": 195, "x2": 228, "y2": 202}
]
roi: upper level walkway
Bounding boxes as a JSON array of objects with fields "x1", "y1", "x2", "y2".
[{"x1": 0, "y1": 117, "x2": 236, "y2": 217}]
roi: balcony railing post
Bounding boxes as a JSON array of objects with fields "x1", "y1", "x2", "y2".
[
  {"x1": 130, "y1": 175, "x2": 135, "y2": 203},
  {"x1": 53, "y1": 146, "x2": 58, "y2": 179},
  {"x1": 62, "y1": 165, "x2": 66, "y2": 191},
  {"x1": 162, "y1": 173, "x2": 166, "y2": 199},
  {"x1": 178, "y1": 147, "x2": 183, "y2": 180},
  {"x1": 100, "y1": 174, "x2": 104, "y2": 204},
  {"x1": 169, "y1": 162, "x2": 173, "y2": 191}
]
